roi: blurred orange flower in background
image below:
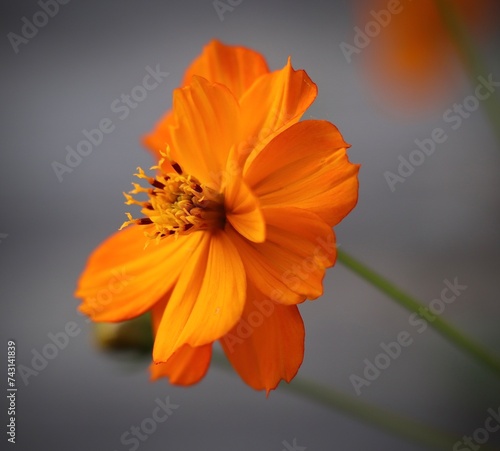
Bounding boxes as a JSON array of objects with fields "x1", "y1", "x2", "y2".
[
  {"x1": 75, "y1": 40, "x2": 359, "y2": 393},
  {"x1": 353, "y1": 0, "x2": 495, "y2": 110}
]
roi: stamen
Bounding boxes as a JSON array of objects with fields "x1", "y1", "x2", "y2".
[
  {"x1": 171, "y1": 162, "x2": 182, "y2": 175},
  {"x1": 121, "y1": 158, "x2": 225, "y2": 245},
  {"x1": 149, "y1": 178, "x2": 165, "y2": 190}
]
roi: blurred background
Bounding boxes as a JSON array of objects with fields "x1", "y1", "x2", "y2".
[{"x1": 1, "y1": 0, "x2": 499, "y2": 449}]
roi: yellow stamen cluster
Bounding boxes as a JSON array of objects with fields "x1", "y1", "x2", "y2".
[{"x1": 121, "y1": 155, "x2": 224, "y2": 245}]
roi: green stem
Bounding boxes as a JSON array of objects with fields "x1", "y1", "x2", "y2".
[
  {"x1": 282, "y1": 378, "x2": 456, "y2": 450},
  {"x1": 212, "y1": 352, "x2": 493, "y2": 451},
  {"x1": 337, "y1": 249, "x2": 500, "y2": 378},
  {"x1": 435, "y1": 0, "x2": 500, "y2": 144}
]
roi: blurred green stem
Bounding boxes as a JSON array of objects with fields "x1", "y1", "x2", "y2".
[
  {"x1": 337, "y1": 249, "x2": 500, "y2": 378},
  {"x1": 283, "y1": 378, "x2": 457, "y2": 450},
  {"x1": 435, "y1": 0, "x2": 500, "y2": 144},
  {"x1": 213, "y1": 352, "x2": 467, "y2": 451}
]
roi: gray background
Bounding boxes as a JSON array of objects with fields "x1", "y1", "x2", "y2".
[{"x1": 1, "y1": 0, "x2": 500, "y2": 450}]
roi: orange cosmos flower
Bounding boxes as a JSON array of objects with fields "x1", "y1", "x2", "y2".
[
  {"x1": 354, "y1": 0, "x2": 494, "y2": 109},
  {"x1": 75, "y1": 40, "x2": 359, "y2": 393}
]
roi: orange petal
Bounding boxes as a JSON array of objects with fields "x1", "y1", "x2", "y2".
[
  {"x1": 235, "y1": 58, "x2": 317, "y2": 169},
  {"x1": 149, "y1": 298, "x2": 212, "y2": 385},
  {"x1": 150, "y1": 344, "x2": 212, "y2": 386},
  {"x1": 143, "y1": 40, "x2": 269, "y2": 162},
  {"x1": 225, "y1": 174, "x2": 266, "y2": 243},
  {"x1": 220, "y1": 283, "x2": 304, "y2": 394},
  {"x1": 169, "y1": 76, "x2": 240, "y2": 188},
  {"x1": 76, "y1": 226, "x2": 203, "y2": 322},
  {"x1": 181, "y1": 39, "x2": 270, "y2": 100},
  {"x1": 227, "y1": 207, "x2": 335, "y2": 305},
  {"x1": 142, "y1": 111, "x2": 175, "y2": 162},
  {"x1": 245, "y1": 120, "x2": 360, "y2": 227},
  {"x1": 150, "y1": 293, "x2": 168, "y2": 334},
  {"x1": 153, "y1": 230, "x2": 246, "y2": 362}
]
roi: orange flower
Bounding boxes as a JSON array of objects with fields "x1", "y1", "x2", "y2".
[
  {"x1": 75, "y1": 40, "x2": 359, "y2": 393},
  {"x1": 354, "y1": 0, "x2": 494, "y2": 109}
]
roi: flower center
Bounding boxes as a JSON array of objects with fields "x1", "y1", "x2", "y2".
[{"x1": 121, "y1": 156, "x2": 225, "y2": 244}]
